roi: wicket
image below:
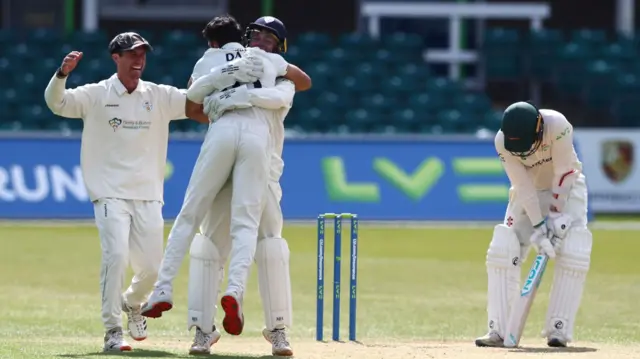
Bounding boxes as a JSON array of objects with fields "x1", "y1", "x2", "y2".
[{"x1": 316, "y1": 212, "x2": 359, "y2": 342}]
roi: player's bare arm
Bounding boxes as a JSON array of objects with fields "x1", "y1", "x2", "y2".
[{"x1": 283, "y1": 64, "x2": 311, "y2": 92}]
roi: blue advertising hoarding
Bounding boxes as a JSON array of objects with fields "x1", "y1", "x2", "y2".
[{"x1": 0, "y1": 136, "x2": 515, "y2": 221}]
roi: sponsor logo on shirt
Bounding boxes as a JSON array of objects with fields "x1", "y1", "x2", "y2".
[
  {"x1": 121, "y1": 120, "x2": 152, "y2": 130},
  {"x1": 524, "y1": 157, "x2": 552, "y2": 169},
  {"x1": 108, "y1": 117, "x2": 122, "y2": 131},
  {"x1": 108, "y1": 117, "x2": 151, "y2": 131},
  {"x1": 142, "y1": 101, "x2": 153, "y2": 112},
  {"x1": 556, "y1": 126, "x2": 571, "y2": 140}
]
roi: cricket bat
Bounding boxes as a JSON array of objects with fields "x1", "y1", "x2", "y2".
[{"x1": 503, "y1": 252, "x2": 551, "y2": 348}]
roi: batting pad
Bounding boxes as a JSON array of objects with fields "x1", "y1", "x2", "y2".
[
  {"x1": 486, "y1": 224, "x2": 522, "y2": 337},
  {"x1": 544, "y1": 227, "x2": 592, "y2": 341},
  {"x1": 255, "y1": 237, "x2": 292, "y2": 329},
  {"x1": 188, "y1": 234, "x2": 224, "y2": 333}
]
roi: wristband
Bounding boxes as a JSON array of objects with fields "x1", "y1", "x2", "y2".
[
  {"x1": 56, "y1": 67, "x2": 68, "y2": 78},
  {"x1": 533, "y1": 218, "x2": 547, "y2": 228}
]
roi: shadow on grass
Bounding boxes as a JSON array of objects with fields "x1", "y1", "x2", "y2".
[
  {"x1": 57, "y1": 349, "x2": 278, "y2": 358},
  {"x1": 509, "y1": 346, "x2": 598, "y2": 353}
]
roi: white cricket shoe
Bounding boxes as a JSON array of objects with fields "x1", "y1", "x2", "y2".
[
  {"x1": 103, "y1": 327, "x2": 132, "y2": 352},
  {"x1": 141, "y1": 287, "x2": 173, "y2": 318},
  {"x1": 122, "y1": 297, "x2": 147, "y2": 341},
  {"x1": 262, "y1": 328, "x2": 293, "y2": 356},
  {"x1": 189, "y1": 326, "x2": 222, "y2": 355},
  {"x1": 220, "y1": 291, "x2": 244, "y2": 335},
  {"x1": 474, "y1": 330, "x2": 504, "y2": 347}
]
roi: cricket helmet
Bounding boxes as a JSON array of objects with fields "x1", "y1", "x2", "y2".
[
  {"x1": 244, "y1": 16, "x2": 287, "y2": 53},
  {"x1": 501, "y1": 101, "x2": 544, "y2": 157}
]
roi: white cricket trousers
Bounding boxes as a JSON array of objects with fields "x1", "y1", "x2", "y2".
[
  {"x1": 199, "y1": 180, "x2": 284, "y2": 261},
  {"x1": 93, "y1": 198, "x2": 164, "y2": 331},
  {"x1": 156, "y1": 116, "x2": 270, "y2": 295}
]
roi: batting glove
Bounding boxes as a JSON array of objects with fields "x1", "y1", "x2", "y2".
[
  {"x1": 203, "y1": 85, "x2": 253, "y2": 121},
  {"x1": 529, "y1": 218, "x2": 556, "y2": 258},
  {"x1": 547, "y1": 212, "x2": 572, "y2": 254}
]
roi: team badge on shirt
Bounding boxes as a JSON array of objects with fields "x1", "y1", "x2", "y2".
[
  {"x1": 108, "y1": 117, "x2": 122, "y2": 131},
  {"x1": 143, "y1": 101, "x2": 153, "y2": 112}
]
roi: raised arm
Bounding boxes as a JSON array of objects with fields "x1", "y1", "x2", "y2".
[
  {"x1": 495, "y1": 132, "x2": 545, "y2": 227},
  {"x1": 257, "y1": 49, "x2": 311, "y2": 92},
  {"x1": 44, "y1": 51, "x2": 96, "y2": 119},
  {"x1": 284, "y1": 64, "x2": 312, "y2": 92}
]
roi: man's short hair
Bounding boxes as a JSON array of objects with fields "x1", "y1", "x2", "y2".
[{"x1": 202, "y1": 15, "x2": 243, "y2": 47}]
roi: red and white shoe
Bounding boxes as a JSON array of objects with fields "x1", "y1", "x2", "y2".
[
  {"x1": 220, "y1": 292, "x2": 244, "y2": 335},
  {"x1": 141, "y1": 288, "x2": 173, "y2": 318},
  {"x1": 103, "y1": 327, "x2": 132, "y2": 352},
  {"x1": 122, "y1": 297, "x2": 147, "y2": 341}
]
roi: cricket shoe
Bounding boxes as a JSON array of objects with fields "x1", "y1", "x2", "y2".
[
  {"x1": 189, "y1": 326, "x2": 222, "y2": 355},
  {"x1": 220, "y1": 292, "x2": 244, "y2": 335},
  {"x1": 474, "y1": 330, "x2": 504, "y2": 347},
  {"x1": 544, "y1": 326, "x2": 568, "y2": 348},
  {"x1": 141, "y1": 287, "x2": 173, "y2": 318},
  {"x1": 262, "y1": 328, "x2": 293, "y2": 356},
  {"x1": 103, "y1": 327, "x2": 132, "y2": 352},
  {"x1": 122, "y1": 296, "x2": 147, "y2": 341}
]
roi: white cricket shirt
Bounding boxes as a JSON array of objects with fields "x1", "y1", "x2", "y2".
[
  {"x1": 44, "y1": 73, "x2": 188, "y2": 202},
  {"x1": 191, "y1": 43, "x2": 290, "y2": 180},
  {"x1": 247, "y1": 78, "x2": 295, "y2": 182},
  {"x1": 495, "y1": 109, "x2": 582, "y2": 225}
]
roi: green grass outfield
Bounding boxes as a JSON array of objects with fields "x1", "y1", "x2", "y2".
[{"x1": 1, "y1": 222, "x2": 639, "y2": 358}]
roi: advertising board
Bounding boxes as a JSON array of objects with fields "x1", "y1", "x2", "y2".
[{"x1": 0, "y1": 136, "x2": 514, "y2": 220}]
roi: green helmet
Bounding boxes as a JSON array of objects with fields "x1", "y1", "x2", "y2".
[{"x1": 501, "y1": 101, "x2": 544, "y2": 157}]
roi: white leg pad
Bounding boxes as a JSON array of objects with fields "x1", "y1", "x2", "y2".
[
  {"x1": 255, "y1": 237, "x2": 292, "y2": 329},
  {"x1": 188, "y1": 234, "x2": 224, "y2": 333},
  {"x1": 544, "y1": 227, "x2": 592, "y2": 342},
  {"x1": 486, "y1": 224, "x2": 523, "y2": 337}
]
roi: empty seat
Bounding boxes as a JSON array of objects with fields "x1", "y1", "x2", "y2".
[{"x1": 483, "y1": 28, "x2": 522, "y2": 79}]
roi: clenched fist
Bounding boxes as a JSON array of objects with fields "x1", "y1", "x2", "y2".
[{"x1": 59, "y1": 51, "x2": 83, "y2": 76}]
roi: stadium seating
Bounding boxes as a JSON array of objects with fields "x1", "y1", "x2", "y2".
[
  {"x1": 482, "y1": 27, "x2": 640, "y2": 126},
  {"x1": 0, "y1": 29, "x2": 497, "y2": 134}
]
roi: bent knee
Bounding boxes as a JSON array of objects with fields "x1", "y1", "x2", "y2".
[
  {"x1": 487, "y1": 224, "x2": 522, "y2": 268},
  {"x1": 256, "y1": 237, "x2": 290, "y2": 264}
]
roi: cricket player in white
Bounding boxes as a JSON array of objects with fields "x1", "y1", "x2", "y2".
[
  {"x1": 476, "y1": 101, "x2": 592, "y2": 348},
  {"x1": 142, "y1": 16, "x2": 309, "y2": 341},
  {"x1": 183, "y1": 17, "x2": 302, "y2": 356},
  {"x1": 43, "y1": 32, "x2": 193, "y2": 352}
]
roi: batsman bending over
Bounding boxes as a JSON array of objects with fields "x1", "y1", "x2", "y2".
[{"x1": 476, "y1": 101, "x2": 592, "y2": 348}]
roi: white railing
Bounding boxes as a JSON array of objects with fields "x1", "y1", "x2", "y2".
[{"x1": 360, "y1": 2, "x2": 551, "y2": 79}]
